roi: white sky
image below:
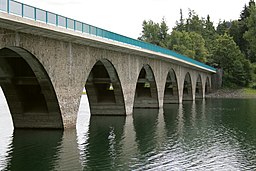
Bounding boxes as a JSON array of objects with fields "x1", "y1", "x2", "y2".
[{"x1": 16, "y1": 0, "x2": 249, "y2": 39}]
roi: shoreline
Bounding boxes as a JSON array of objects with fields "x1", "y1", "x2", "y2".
[{"x1": 206, "y1": 88, "x2": 256, "y2": 99}]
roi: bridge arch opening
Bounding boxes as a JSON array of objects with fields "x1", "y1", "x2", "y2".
[
  {"x1": 0, "y1": 47, "x2": 63, "y2": 129},
  {"x1": 85, "y1": 59, "x2": 125, "y2": 116},
  {"x1": 183, "y1": 72, "x2": 193, "y2": 101},
  {"x1": 205, "y1": 77, "x2": 211, "y2": 94},
  {"x1": 134, "y1": 65, "x2": 158, "y2": 108},
  {"x1": 195, "y1": 74, "x2": 203, "y2": 99},
  {"x1": 164, "y1": 69, "x2": 179, "y2": 104}
]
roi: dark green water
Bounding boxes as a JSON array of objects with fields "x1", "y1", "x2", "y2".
[{"x1": 1, "y1": 93, "x2": 256, "y2": 170}]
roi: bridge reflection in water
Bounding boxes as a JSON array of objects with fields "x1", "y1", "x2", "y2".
[{"x1": 1, "y1": 89, "x2": 256, "y2": 170}]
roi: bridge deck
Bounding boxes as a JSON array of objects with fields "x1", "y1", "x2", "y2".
[{"x1": 0, "y1": 0, "x2": 216, "y2": 73}]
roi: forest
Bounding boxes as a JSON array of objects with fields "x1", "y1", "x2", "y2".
[{"x1": 138, "y1": 0, "x2": 256, "y2": 88}]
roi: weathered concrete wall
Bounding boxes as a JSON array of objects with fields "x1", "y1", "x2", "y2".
[{"x1": 0, "y1": 26, "x2": 213, "y2": 129}]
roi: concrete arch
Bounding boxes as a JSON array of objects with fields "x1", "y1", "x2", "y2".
[
  {"x1": 182, "y1": 72, "x2": 193, "y2": 101},
  {"x1": 0, "y1": 47, "x2": 63, "y2": 129},
  {"x1": 164, "y1": 68, "x2": 179, "y2": 104},
  {"x1": 134, "y1": 64, "x2": 159, "y2": 108},
  {"x1": 195, "y1": 74, "x2": 203, "y2": 99},
  {"x1": 85, "y1": 59, "x2": 125, "y2": 115},
  {"x1": 205, "y1": 76, "x2": 211, "y2": 94}
]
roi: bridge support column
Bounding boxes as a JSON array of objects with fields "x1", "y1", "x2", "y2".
[
  {"x1": 122, "y1": 83, "x2": 137, "y2": 115},
  {"x1": 202, "y1": 79, "x2": 206, "y2": 99},
  {"x1": 178, "y1": 90, "x2": 183, "y2": 103}
]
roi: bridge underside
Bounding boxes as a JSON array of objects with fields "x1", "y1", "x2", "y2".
[
  {"x1": 134, "y1": 65, "x2": 159, "y2": 108},
  {"x1": 85, "y1": 60, "x2": 125, "y2": 116},
  {"x1": 0, "y1": 47, "x2": 63, "y2": 129},
  {"x1": 164, "y1": 69, "x2": 179, "y2": 104}
]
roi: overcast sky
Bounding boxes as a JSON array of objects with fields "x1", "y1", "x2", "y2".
[{"x1": 16, "y1": 0, "x2": 249, "y2": 39}]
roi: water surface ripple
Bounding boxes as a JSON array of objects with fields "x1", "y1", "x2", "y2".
[{"x1": 1, "y1": 90, "x2": 256, "y2": 170}]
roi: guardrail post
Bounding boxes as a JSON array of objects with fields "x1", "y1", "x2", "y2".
[
  {"x1": 34, "y1": 7, "x2": 36, "y2": 21},
  {"x1": 46, "y1": 11, "x2": 48, "y2": 23},
  {"x1": 56, "y1": 14, "x2": 58, "y2": 26},
  {"x1": 7, "y1": 0, "x2": 9, "y2": 13},
  {"x1": 21, "y1": 4, "x2": 24, "y2": 17},
  {"x1": 74, "y1": 20, "x2": 76, "y2": 31},
  {"x1": 65, "y1": 17, "x2": 67, "y2": 28}
]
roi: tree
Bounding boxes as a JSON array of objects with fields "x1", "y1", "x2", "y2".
[
  {"x1": 244, "y1": 2, "x2": 256, "y2": 62},
  {"x1": 216, "y1": 20, "x2": 231, "y2": 35},
  {"x1": 212, "y1": 34, "x2": 252, "y2": 86},
  {"x1": 174, "y1": 11, "x2": 216, "y2": 61},
  {"x1": 174, "y1": 9, "x2": 204, "y2": 34},
  {"x1": 138, "y1": 18, "x2": 169, "y2": 47},
  {"x1": 168, "y1": 31, "x2": 208, "y2": 62},
  {"x1": 159, "y1": 18, "x2": 170, "y2": 47},
  {"x1": 202, "y1": 15, "x2": 218, "y2": 59},
  {"x1": 203, "y1": 15, "x2": 216, "y2": 39},
  {"x1": 186, "y1": 9, "x2": 204, "y2": 34},
  {"x1": 175, "y1": 9, "x2": 185, "y2": 31},
  {"x1": 223, "y1": 0, "x2": 256, "y2": 62},
  {"x1": 138, "y1": 20, "x2": 160, "y2": 45}
]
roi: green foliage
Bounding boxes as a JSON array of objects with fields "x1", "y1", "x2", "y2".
[
  {"x1": 217, "y1": 0, "x2": 256, "y2": 62},
  {"x1": 139, "y1": 1, "x2": 256, "y2": 87},
  {"x1": 212, "y1": 34, "x2": 252, "y2": 86},
  {"x1": 216, "y1": 21, "x2": 231, "y2": 35},
  {"x1": 168, "y1": 31, "x2": 207, "y2": 62},
  {"x1": 243, "y1": 88, "x2": 256, "y2": 94},
  {"x1": 138, "y1": 18, "x2": 169, "y2": 47},
  {"x1": 244, "y1": 3, "x2": 256, "y2": 62}
]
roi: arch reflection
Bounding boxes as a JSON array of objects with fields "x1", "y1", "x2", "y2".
[
  {"x1": 83, "y1": 116, "x2": 126, "y2": 170},
  {"x1": 6, "y1": 130, "x2": 63, "y2": 171}
]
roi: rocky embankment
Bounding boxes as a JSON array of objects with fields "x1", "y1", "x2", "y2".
[{"x1": 206, "y1": 89, "x2": 256, "y2": 99}]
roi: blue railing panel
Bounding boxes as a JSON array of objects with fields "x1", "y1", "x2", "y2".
[
  {"x1": 82, "y1": 23, "x2": 89, "y2": 33},
  {"x1": 91, "y1": 26, "x2": 96, "y2": 35},
  {"x1": 23, "y1": 5, "x2": 34, "y2": 19},
  {"x1": 0, "y1": 0, "x2": 7, "y2": 12},
  {"x1": 75, "y1": 21, "x2": 82, "y2": 32},
  {"x1": 58, "y1": 15, "x2": 66, "y2": 28},
  {"x1": 9, "y1": 0, "x2": 21, "y2": 16},
  {"x1": 35, "y1": 8, "x2": 46, "y2": 22},
  {"x1": 0, "y1": 0, "x2": 216, "y2": 72},
  {"x1": 47, "y1": 12, "x2": 56, "y2": 25},
  {"x1": 67, "y1": 18, "x2": 74, "y2": 30}
]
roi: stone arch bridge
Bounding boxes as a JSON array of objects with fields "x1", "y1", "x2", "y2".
[{"x1": 0, "y1": 2, "x2": 215, "y2": 129}]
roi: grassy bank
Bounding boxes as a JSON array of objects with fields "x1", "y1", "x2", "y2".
[
  {"x1": 206, "y1": 88, "x2": 256, "y2": 98},
  {"x1": 243, "y1": 88, "x2": 256, "y2": 96}
]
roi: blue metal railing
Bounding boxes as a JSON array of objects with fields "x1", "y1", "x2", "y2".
[{"x1": 0, "y1": 0, "x2": 216, "y2": 72}]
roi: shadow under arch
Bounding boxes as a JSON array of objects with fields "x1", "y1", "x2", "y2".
[
  {"x1": 85, "y1": 59, "x2": 125, "y2": 116},
  {"x1": 134, "y1": 64, "x2": 159, "y2": 108},
  {"x1": 0, "y1": 47, "x2": 63, "y2": 129},
  {"x1": 164, "y1": 68, "x2": 179, "y2": 104},
  {"x1": 205, "y1": 76, "x2": 211, "y2": 94},
  {"x1": 195, "y1": 74, "x2": 203, "y2": 99},
  {"x1": 183, "y1": 72, "x2": 193, "y2": 101}
]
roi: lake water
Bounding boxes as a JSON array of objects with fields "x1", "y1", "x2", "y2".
[{"x1": 1, "y1": 89, "x2": 256, "y2": 170}]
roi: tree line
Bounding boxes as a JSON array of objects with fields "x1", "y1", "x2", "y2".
[{"x1": 138, "y1": 0, "x2": 256, "y2": 88}]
